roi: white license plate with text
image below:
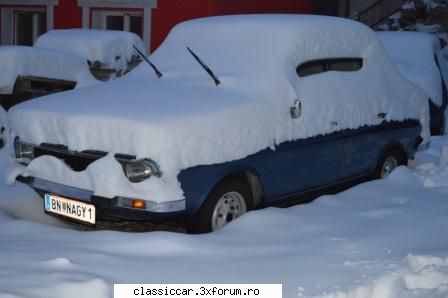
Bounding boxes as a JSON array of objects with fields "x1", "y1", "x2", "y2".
[{"x1": 44, "y1": 194, "x2": 96, "y2": 224}]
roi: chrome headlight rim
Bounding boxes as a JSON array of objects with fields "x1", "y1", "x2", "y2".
[
  {"x1": 14, "y1": 137, "x2": 35, "y2": 160},
  {"x1": 120, "y1": 158, "x2": 161, "y2": 183}
]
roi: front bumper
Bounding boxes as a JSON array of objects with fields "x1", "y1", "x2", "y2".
[{"x1": 17, "y1": 176, "x2": 186, "y2": 224}]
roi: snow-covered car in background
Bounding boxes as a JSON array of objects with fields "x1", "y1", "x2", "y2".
[
  {"x1": 0, "y1": 29, "x2": 146, "y2": 147},
  {"x1": 35, "y1": 29, "x2": 146, "y2": 80},
  {"x1": 9, "y1": 15, "x2": 429, "y2": 233},
  {"x1": 0, "y1": 46, "x2": 97, "y2": 110},
  {"x1": 0, "y1": 29, "x2": 146, "y2": 110},
  {"x1": 0, "y1": 46, "x2": 98, "y2": 148},
  {"x1": 377, "y1": 31, "x2": 448, "y2": 135}
]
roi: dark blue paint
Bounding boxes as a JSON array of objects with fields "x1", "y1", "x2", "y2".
[{"x1": 178, "y1": 120, "x2": 421, "y2": 216}]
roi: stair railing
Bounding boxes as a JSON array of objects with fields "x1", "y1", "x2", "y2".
[{"x1": 352, "y1": 0, "x2": 411, "y2": 28}]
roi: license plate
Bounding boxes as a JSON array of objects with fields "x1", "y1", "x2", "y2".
[{"x1": 44, "y1": 194, "x2": 96, "y2": 225}]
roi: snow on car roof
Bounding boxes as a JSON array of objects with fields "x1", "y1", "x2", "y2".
[
  {"x1": 10, "y1": 15, "x2": 429, "y2": 203},
  {"x1": 35, "y1": 29, "x2": 146, "y2": 71},
  {"x1": 377, "y1": 31, "x2": 443, "y2": 106},
  {"x1": 129, "y1": 14, "x2": 379, "y2": 81},
  {"x1": 0, "y1": 46, "x2": 97, "y2": 95}
]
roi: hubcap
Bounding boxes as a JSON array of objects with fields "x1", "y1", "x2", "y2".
[
  {"x1": 381, "y1": 156, "x2": 398, "y2": 178},
  {"x1": 211, "y1": 191, "x2": 247, "y2": 231}
]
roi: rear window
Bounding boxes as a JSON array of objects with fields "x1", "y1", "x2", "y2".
[{"x1": 297, "y1": 58, "x2": 363, "y2": 77}]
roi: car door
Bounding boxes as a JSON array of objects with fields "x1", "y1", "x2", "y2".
[
  {"x1": 339, "y1": 125, "x2": 386, "y2": 179},
  {"x1": 260, "y1": 134, "x2": 343, "y2": 202},
  {"x1": 261, "y1": 58, "x2": 351, "y2": 201}
]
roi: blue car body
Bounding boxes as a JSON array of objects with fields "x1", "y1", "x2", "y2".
[
  {"x1": 179, "y1": 120, "x2": 421, "y2": 216},
  {"x1": 16, "y1": 119, "x2": 421, "y2": 225}
]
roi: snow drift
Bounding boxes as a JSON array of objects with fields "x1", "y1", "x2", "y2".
[{"x1": 1, "y1": 136, "x2": 448, "y2": 298}]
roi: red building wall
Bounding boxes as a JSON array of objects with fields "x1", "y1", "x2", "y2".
[
  {"x1": 151, "y1": 0, "x2": 215, "y2": 52},
  {"x1": 151, "y1": 0, "x2": 313, "y2": 52},
  {"x1": 1, "y1": 0, "x2": 313, "y2": 50},
  {"x1": 215, "y1": 0, "x2": 313, "y2": 14},
  {"x1": 54, "y1": 0, "x2": 82, "y2": 29}
]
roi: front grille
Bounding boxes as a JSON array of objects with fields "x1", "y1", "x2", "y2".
[{"x1": 34, "y1": 144, "x2": 108, "y2": 172}]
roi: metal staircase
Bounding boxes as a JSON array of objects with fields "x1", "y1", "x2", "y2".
[{"x1": 353, "y1": 0, "x2": 410, "y2": 28}]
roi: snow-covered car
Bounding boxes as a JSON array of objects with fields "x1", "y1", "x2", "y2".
[
  {"x1": 9, "y1": 15, "x2": 429, "y2": 233},
  {"x1": 377, "y1": 31, "x2": 448, "y2": 135},
  {"x1": 0, "y1": 30, "x2": 146, "y2": 147},
  {"x1": 0, "y1": 46, "x2": 99, "y2": 148},
  {"x1": 0, "y1": 46, "x2": 97, "y2": 110},
  {"x1": 35, "y1": 29, "x2": 146, "y2": 80},
  {"x1": 0, "y1": 29, "x2": 146, "y2": 110}
]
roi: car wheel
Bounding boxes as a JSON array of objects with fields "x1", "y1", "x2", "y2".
[
  {"x1": 374, "y1": 150, "x2": 406, "y2": 179},
  {"x1": 188, "y1": 179, "x2": 252, "y2": 234}
]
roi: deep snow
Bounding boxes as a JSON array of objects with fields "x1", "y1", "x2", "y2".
[{"x1": 0, "y1": 135, "x2": 448, "y2": 298}]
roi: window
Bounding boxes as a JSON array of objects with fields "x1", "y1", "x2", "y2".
[
  {"x1": 78, "y1": 0, "x2": 156, "y2": 51},
  {"x1": 105, "y1": 15, "x2": 124, "y2": 30},
  {"x1": 13, "y1": 10, "x2": 45, "y2": 46},
  {"x1": 93, "y1": 11, "x2": 143, "y2": 38},
  {"x1": 297, "y1": 58, "x2": 363, "y2": 77},
  {"x1": 0, "y1": 1, "x2": 57, "y2": 46}
]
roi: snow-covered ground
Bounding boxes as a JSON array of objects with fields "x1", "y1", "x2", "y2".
[{"x1": 1, "y1": 137, "x2": 448, "y2": 298}]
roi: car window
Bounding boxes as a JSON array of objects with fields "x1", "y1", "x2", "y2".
[{"x1": 297, "y1": 58, "x2": 363, "y2": 77}]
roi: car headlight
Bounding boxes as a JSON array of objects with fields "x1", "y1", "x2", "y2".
[
  {"x1": 121, "y1": 158, "x2": 161, "y2": 183},
  {"x1": 14, "y1": 137, "x2": 34, "y2": 160}
]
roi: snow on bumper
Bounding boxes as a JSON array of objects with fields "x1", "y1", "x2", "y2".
[{"x1": 8, "y1": 151, "x2": 185, "y2": 208}]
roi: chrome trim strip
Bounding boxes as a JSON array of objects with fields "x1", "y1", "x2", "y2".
[
  {"x1": 31, "y1": 178, "x2": 94, "y2": 201},
  {"x1": 26, "y1": 177, "x2": 186, "y2": 213},
  {"x1": 147, "y1": 199, "x2": 186, "y2": 213},
  {"x1": 116, "y1": 197, "x2": 186, "y2": 213}
]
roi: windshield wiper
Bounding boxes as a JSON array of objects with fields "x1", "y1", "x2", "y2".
[
  {"x1": 186, "y1": 47, "x2": 221, "y2": 86},
  {"x1": 133, "y1": 45, "x2": 163, "y2": 78}
]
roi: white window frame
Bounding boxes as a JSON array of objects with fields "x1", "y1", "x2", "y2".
[
  {"x1": 77, "y1": 0, "x2": 157, "y2": 53},
  {"x1": 93, "y1": 11, "x2": 143, "y2": 34},
  {"x1": 0, "y1": 0, "x2": 58, "y2": 36}
]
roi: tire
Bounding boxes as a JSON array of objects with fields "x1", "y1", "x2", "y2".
[
  {"x1": 187, "y1": 179, "x2": 252, "y2": 234},
  {"x1": 374, "y1": 149, "x2": 406, "y2": 179}
]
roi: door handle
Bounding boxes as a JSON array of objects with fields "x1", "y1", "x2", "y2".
[{"x1": 290, "y1": 99, "x2": 302, "y2": 119}]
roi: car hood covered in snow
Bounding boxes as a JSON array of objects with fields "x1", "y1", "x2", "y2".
[{"x1": 9, "y1": 15, "x2": 430, "y2": 202}]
